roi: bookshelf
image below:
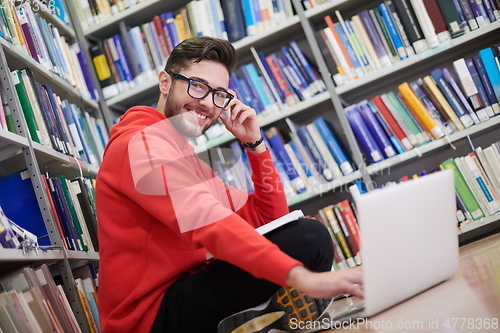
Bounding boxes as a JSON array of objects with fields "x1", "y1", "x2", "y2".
[
  {"x1": 41, "y1": 0, "x2": 499, "y2": 330},
  {"x1": 86, "y1": 0, "x2": 500, "y2": 243},
  {"x1": 0, "y1": 1, "x2": 103, "y2": 333}
]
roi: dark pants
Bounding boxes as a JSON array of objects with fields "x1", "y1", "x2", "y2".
[{"x1": 150, "y1": 218, "x2": 334, "y2": 333}]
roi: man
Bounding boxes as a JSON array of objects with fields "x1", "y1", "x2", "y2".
[{"x1": 96, "y1": 36, "x2": 363, "y2": 333}]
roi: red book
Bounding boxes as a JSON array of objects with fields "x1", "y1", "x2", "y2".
[
  {"x1": 152, "y1": 15, "x2": 171, "y2": 57},
  {"x1": 336, "y1": 200, "x2": 362, "y2": 251},
  {"x1": 372, "y1": 95, "x2": 413, "y2": 151}
]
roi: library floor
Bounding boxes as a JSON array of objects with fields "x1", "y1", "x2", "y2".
[{"x1": 323, "y1": 232, "x2": 500, "y2": 333}]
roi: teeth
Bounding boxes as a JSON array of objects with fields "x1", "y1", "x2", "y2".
[{"x1": 189, "y1": 110, "x2": 207, "y2": 119}]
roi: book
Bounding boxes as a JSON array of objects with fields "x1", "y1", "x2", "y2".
[
  {"x1": 256, "y1": 210, "x2": 304, "y2": 234},
  {"x1": 479, "y1": 47, "x2": 500, "y2": 103},
  {"x1": 344, "y1": 104, "x2": 385, "y2": 164}
]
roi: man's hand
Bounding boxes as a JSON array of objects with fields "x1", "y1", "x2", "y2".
[
  {"x1": 218, "y1": 93, "x2": 264, "y2": 153},
  {"x1": 286, "y1": 265, "x2": 364, "y2": 299}
]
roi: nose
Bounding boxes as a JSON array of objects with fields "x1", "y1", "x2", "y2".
[{"x1": 198, "y1": 93, "x2": 213, "y2": 109}]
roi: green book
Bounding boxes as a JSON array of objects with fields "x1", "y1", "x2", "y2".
[
  {"x1": 58, "y1": 176, "x2": 89, "y2": 252},
  {"x1": 372, "y1": 7, "x2": 398, "y2": 59},
  {"x1": 385, "y1": 91, "x2": 427, "y2": 145},
  {"x1": 436, "y1": 0, "x2": 465, "y2": 39},
  {"x1": 440, "y1": 158, "x2": 485, "y2": 221},
  {"x1": 11, "y1": 70, "x2": 40, "y2": 143}
]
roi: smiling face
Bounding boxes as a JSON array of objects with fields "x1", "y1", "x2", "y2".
[{"x1": 163, "y1": 60, "x2": 230, "y2": 138}]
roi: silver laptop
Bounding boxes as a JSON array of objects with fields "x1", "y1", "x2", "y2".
[{"x1": 306, "y1": 169, "x2": 459, "y2": 330}]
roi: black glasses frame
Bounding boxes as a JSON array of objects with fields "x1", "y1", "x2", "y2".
[{"x1": 168, "y1": 72, "x2": 234, "y2": 108}]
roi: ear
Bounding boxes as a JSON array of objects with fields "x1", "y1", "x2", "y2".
[{"x1": 158, "y1": 71, "x2": 171, "y2": 95}]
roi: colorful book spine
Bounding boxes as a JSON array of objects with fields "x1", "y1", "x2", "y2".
[
  {"x1": 479, "y1": 47, "x2": 500, "y2": 103},
  {"x1": 472, "y1": 55, "x2": 500, "y2": 115},
  {"x1": 313, "y1": 117, "x2": 354, "y2": 175},
  {"x1": 265, "y1": 127, "x2": 306, "y2": 194},
  {"x1": 398, "y1": 82, "x2": 445, "y2": 139},
  {"x1": 345, "y1": 104, "x2": 385, "y2": 163},
  {"x1": 357, "y1": 100, "x2": 397, "y2": 158}
]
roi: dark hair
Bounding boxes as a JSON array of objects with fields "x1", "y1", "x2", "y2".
[{"x1": 164, "y1": 37, "x2": 237, "y2": 74}]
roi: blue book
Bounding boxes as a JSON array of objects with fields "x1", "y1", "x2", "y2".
[
  {"x1": 261, "y1": 132, "x2": 297, "y2": 198},
  {"x1": 0, "y1": 170, "x2": 50, "y2": 246},
  {"x1": 473, "y1": 56, "x2": 500, "y2": 114},
  {"x1": 479, "y1": 47, "x2": 500, "y2": 102},
  {"x1": 241, "y1": 0, "x2": 256, "y2": 35},
  {"x1": 242, "y1": 63, "x2": 277, "y2": 114},
  {"x1": 466, "y1": 58, "x2": 494, "y2": 117},
  {"x1": 378, "y1": 2, "x2": 407, "y2": 60},
  {"x1": 289, "y1": 41, "x2": 325, "y2": 93},
  {"x1": 344, "y1": 19, "x2": 371, "y2": 69},
  {"x1": 313, "y1": 117, "x2": 354, "y2": 175},
  {"x1": 296, "y1": 125, "x2": 334, "y2": 182},
  {"x1": 278, "y1": 55, "x2": 306, "y2": 101},
  {"x1": 442, "y1": 68, "x2": 481, "y2": 124},
  {"x1": 359, "y1": 10, "x2": 391, "y2": 67},
  {"x1": 219, "y1": 0, "x2": 247, "y2": 42},
  {"x1": 42, "y1": 84, "x2": 73, "y2": 156},
  {"x1": 366, "y1": 101, "x2": 405, "y2": 154},
  {"x1": 163, "y1": 12, "x2": 180, "y2": 47},
  {"x1": 265, "y1": 128, "x2": 306, "y2": 194},
  {"x1": 112, "y1": 35, "x2": 134, "y2": 84},
  {"x1": 451, "y1": 0, "x2": 469, "y2": 30},
  {"x1": 70, "y1": 104, "x2": 99, "y2": 167},
  {"x1": 233, "y1": 72, "x2": 265, "y2": 114},
  {"x1": 409, "y1": 81, "x2": 452, "y2": 134},
  {"x1": 344, "y1": 105, "x2": 385, "y2": 164},
  {"x1": 128, "y1": 27, "x2": 153, "y2": 74},
  {"x1": 49, "y1": 177, "x2": 80, "y2": 251},
  {"x1": 334, "y1": 22, "x2": 363, "y2": 77},
  {"x1": 357, "y1": 100, "x2": 397, "y2": 159},
  {"x1": 259, "y1": 51, "x2": 286, "y2": 104},
  {"x1": 281, "y1": 46, "x2": 312, "y2": 97},
  {"x1": 430, "y1": 68, "x2": 474, "y2": 127},
  {"x1": 288, "y1": 141, "x2": 314, "y2": 179},
  {"x1": 53, "y1": 0, "x2": 70, "y2": 24},
  {"x1": 482, "y1": 0, "x2": 497, "y2": 22}
]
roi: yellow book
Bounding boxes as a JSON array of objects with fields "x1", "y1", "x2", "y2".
[
  {"x1": 398, "y1": 82, "x2": 444, "y2": 139},
  {"x1": 9, "y1": 1, "x2": 28, "y2": 54},
  {"x1": 180, "y1": 8, "x2": 194, "y2": 39},
  {"x1": 175, "y1": 13, "x2": 187, "y2": 42},
  {"x1": 422, "y1": 76, "x2": 465, "y2": 131},
  {"x1": 322, "y1": 205, "x2": 356, "y2": 267}
]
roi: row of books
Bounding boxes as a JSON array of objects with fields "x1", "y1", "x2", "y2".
[
  {"x1": 81, "y1": 0, "x2": 297, "y2": 39},
  {"x1": 89, "y1": 0, "x2": 298, "y2": 100},
  {"x1": 0, "y1": 169, "x2": 98, "y2": 252},
  {"x1": 229, "y1": 41, "x2": 327, "y2": 117},
  {"x1": 0, "y1": 262, "x2": 99, "y2": 333},
  {"x1": 312, "y1": 200, "x2": 363, "y2": 270},
  {"x1": 319, "y1": 0, "x2": 500, "y2": 86},
  {"x1": 344, "y1": 45, "x2": 500, "y2": 164},
  {"x1": 440, "y1": 142, "x2": 500, "y2": 225},
  {"x1": 0, "y1": 3, "x2": 98, "y2": 101},
  {"x1": 0, "y1": 68, "x2": 108, "y2": 169},
  {"x1": 213, "y1": 116, "x2": 355, "y2": 198}
]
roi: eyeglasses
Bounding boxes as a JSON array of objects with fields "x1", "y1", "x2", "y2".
[{"x1": 168, "y1": 72, "x2": 234, "y2": 109}]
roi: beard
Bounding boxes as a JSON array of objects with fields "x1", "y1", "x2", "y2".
[{"x1": 164, "y1": 93, "x2": 218, "y2": 138}]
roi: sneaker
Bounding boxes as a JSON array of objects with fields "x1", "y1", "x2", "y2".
[{"x1": 217, "y1": 287, "x2": 331, "y2": 333}]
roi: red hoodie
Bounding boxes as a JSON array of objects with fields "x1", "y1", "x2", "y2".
[{"x1": 96, "y1": 106, "x2": 302, "y2": 333}]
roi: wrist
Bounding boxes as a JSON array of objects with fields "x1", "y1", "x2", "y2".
[
  {"x1": 241, "y1": 135, "x2": 264, "y2": 153},
  {"x1": 285, "y1": 265, "x2": 310, "y2": 288}
]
